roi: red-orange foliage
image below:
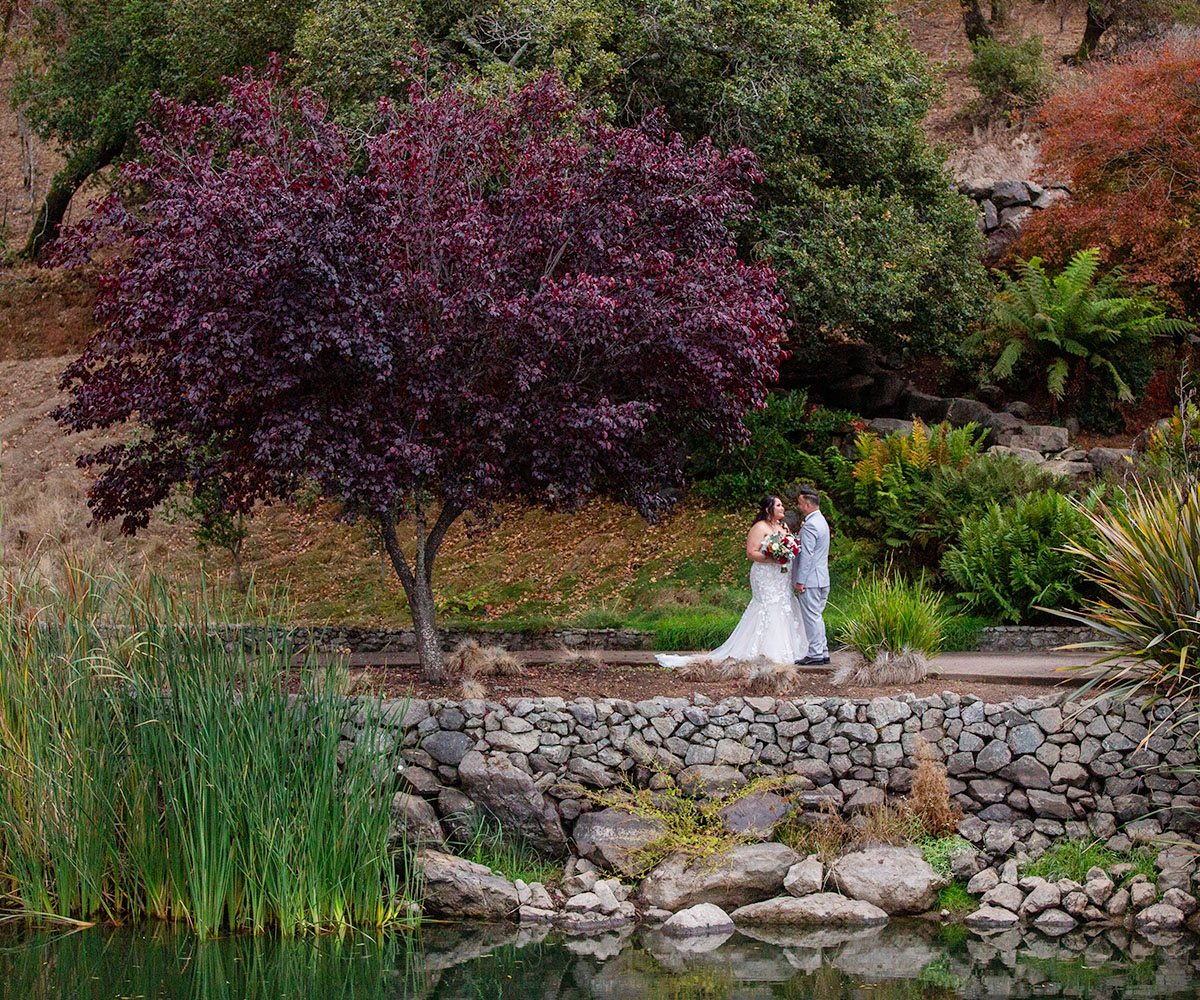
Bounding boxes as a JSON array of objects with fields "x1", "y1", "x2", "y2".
[{"x1": 1014, "y1": 40, "x2": 1200, "y2": 311}]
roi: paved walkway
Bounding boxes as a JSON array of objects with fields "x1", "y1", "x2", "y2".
[{"x1": 328, "y1": 647, "x2": 1101, "y2": 687}]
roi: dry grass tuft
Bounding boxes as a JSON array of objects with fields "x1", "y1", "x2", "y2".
[
  {"x1": 459, "y1": 677, "x2": 488, "y2": 699},
  {"x1": 652, "y1": 587, "x2": 703, "y2": 608},
  {"x1": 906, "y1": 742, "x2": 962, "y2": 836},
  {"x1": 778, "y1": 800, "x2": 925, "y2": 865},
  {"x1": 741, "y1": 659, "x2": 800, "y2": 695},
  {"x1": 676, "y1": 655, "x2": 800, "y2": 694},
  {"x1": 447, "y1": 639, "x2": 521, "y2": 680},
  {"x1": 832, "y1": 649, "x2": 929, "y2": 688},
  {"x1": 556, "y1": 647, "x2": 609, "y2": 671}
]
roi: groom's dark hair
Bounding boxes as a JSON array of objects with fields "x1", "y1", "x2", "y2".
[{"x1": 799, "y1": 486, "x2": 820, "y2": 506}]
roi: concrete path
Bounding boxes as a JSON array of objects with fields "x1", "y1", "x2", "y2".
[{"x1": 327, "y1": 647, "x2": 1103, "y2": 687}]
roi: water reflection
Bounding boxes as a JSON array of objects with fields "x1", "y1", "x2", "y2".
[{"x1": 1, "y1": 920, "x2": 1197, "y2": 1000}]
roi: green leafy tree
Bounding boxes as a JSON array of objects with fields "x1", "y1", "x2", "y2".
[
  {"x1": 168, "y1": 480, "x2": 249, "y2": 592},
  {"x1": 291, "y1": 0, "x2": 422, "y2": 118},
  {"x1": 976, "y1": 248, "x2": 1192, "y2": 414},
  {"x1": 12, "y1": 0, "x2": 305, "y2": 258},
  {"x1": 613, "y1": 0, "x2": 989, "y2": 358},
  {"x1": 308, "y1": 0, "x2": 989, "y2": 359},
  {"x1": 968, "y1": 33, "x2": 1052, "y2": 121}
]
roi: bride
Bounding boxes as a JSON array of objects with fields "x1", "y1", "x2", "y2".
[{"x1": 657, "y1": 495, "x2": 808, "y2": 668}]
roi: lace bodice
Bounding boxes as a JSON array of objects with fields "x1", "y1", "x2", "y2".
[{"x1": 750, "y1": 559, "x2": 793, "y2": 607}]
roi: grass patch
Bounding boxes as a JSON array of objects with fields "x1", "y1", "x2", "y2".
[
  {"x1": 916, "y1": 834, "x2": 975, "y2": 879},
  {"x1": 1020, "y1": 839, "x2": 1158, "y2": 884},
  {"x1": 454, "y1": 813, "x2": 564, "y2": 885},
  {"x1": 937, "y1": 882, "x2": 977, "y2": 913}
]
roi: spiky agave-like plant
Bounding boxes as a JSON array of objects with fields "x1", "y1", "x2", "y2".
[{"x1": 1058, "y1": 481, "x2": 1200, "y2": 697}]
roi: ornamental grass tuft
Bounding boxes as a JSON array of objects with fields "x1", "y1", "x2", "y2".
[{"x1": 832, "y1": 573, "x2": 949, "y2": 686}]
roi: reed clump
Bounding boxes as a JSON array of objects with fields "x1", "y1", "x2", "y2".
[{"x1": 0, "y1": 562, "x2": 416, "y2": 936}]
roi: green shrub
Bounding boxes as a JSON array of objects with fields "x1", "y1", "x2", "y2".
[
  {"x1": 943, "y1": 490, "x2": 1099, "y2": 623},
  {"x1": 834, "y1": 573, "x2": 949, "y2": 660},
  {"x1": 1145, "y1": 395, "x2": 1200, "y2": 485},
  {"x1": 688, "y1": 390, "x2": 856, "y2": 507},
  {"x1": 829, "y1": 422, "x2": 1042, "y2": 574},
  {"x1": 941, "y1": 611, "x2": 991, "y2": 651},
  {"x1": 968, "y1": 34, "x2": 1052, "y2": 117},
  {"x1": 589, "y1": 777, "x2": 785, "y2": 875}
]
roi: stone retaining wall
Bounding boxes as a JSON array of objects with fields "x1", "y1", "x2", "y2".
[
  {"x1": 976, "y1": 626, "x2": 1100, "y2": 652},
  {"x1": 205, "y1": 624, "x2": 653, "y2": 653},
  {"x1": 358, "y1": 690, "x2": 1200, "y2": 862}
]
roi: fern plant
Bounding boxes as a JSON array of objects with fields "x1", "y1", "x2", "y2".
[
  {"x1": 979, "y1": 249, "x2": 1192, "y2": 410},
  {"x1": 827, "y1": 421, "x2": 990, "y2": 572},
  {"x1": 943, "y1": 489, "x2": 1099, "y2": 623}
]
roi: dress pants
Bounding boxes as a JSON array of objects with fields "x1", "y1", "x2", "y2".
[{"x1": 798, "y1": 586, "x2": 830, "y2": 658}]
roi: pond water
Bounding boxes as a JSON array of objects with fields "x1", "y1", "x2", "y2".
[{"x1": 1, "y1": 920, "x2": 1197, "y2": 1000}]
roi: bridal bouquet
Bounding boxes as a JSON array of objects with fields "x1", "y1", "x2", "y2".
[{"x1": 761, "y1": 532, "x2": 800, "y2": 573}]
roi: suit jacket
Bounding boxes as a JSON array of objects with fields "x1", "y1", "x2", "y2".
[{"x1": 789, "y1": 509, "x2": 830, "y2": 589}]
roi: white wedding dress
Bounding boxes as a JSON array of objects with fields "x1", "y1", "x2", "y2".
[{"x1": 657, "y1": 560, "x2": 808, "y2": 668}]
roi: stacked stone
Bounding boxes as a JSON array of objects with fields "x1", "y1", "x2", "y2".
[
  {"x1": 959, "y1": 178, "x2": 1069, "y2": 237},
  {"x1": 203, "y1": 624, "x2": 653, "y2": 654},
  {"x1": 976, "y1": 626, "x2": 1099, "y2": 652},
  {"x1": 966, "y1": 854, "x2": 1200, "y2": 935},
  {"x1": 345, "y1": 691, "x2": 1200, "y2": 872},
  {"x1": 866, "y1": 409, "x2": 1134, "y2": 480}
]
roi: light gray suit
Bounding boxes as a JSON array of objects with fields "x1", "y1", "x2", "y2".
[{"x1": 789, "y1": 508, "x2": 830, "y2": 659}]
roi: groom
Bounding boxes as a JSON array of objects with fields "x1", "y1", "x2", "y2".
[{"x1": 790, "y1": 486, "x2": 830, "y2": 666}]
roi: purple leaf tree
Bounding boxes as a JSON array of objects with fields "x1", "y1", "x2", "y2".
[{"x1": 54, "y1": 70, "x2": 788, "y2": 681}]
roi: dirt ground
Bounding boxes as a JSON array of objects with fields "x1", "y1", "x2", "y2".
[{"x1": 344, "y1": 659, "x2": 1060, "y2": 704}]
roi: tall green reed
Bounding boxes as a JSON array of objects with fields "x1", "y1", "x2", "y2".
[{"x1": 0, "y1": 561, "x2": 416, "y2": 935}]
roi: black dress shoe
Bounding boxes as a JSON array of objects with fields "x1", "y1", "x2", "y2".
[{"x1": 796, "y1": 655, "x2": 830, "y2": 666}]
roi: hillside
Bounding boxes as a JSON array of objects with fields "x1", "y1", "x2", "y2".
[
  {"x1": 1, "y1": 356, "x2": 758, "y2": 638},
  {"x1": 0, "y1": 0, "x2": 1180, "y2": 641}
]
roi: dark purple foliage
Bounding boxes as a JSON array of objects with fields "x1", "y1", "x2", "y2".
[{"x1": 55, "y1": 70, "x2": 788, "y2": 677}]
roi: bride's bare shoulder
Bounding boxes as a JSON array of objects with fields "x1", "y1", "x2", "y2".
[{"x1": 747, "y1": 519, "x2": 769, "y2": 538}]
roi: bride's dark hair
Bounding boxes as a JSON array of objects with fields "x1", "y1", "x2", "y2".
[{"x1": 755, "y1": 495, "x2": 781, "y2": 527}]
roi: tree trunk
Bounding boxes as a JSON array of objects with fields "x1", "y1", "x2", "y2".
[
  {"x1": 1070, "y1": 3, "x2": 1113, "y2": 64},
  {"x1": 379, "y1": 501, "x2": 463, "y2": 683},
  {"x1": 989, "y1": 0, "x2": 1008, "y2": 26},
  {"x1": 961, "y1": 0, "x2": 993, "y2": 42},
  {"x1": 22, "y1": 134, "x2": 125, "y2": 260}
]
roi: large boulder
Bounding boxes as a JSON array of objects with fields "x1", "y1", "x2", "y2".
[
  {"x1": 829, "y1": 846, "x2": 945, "y2": 915},
  {"x1": 457, "y1": 750, "x2": 568, "y2": 857},
  {"x1": 718, "y1": 791, "x2": 793, "y2": 838},
  {"x1": 676, "y1": 764, "x2": 747, "y2": 798},
  {"x1": 573, "y1": 808, "x2": 667, "y2": 877},
  {"x1": 660, "y1": 903, "x2": 736, "y2": 937},
  {"x1": 730, "y1": 893, "x2": 888, "y2": 927},
  {"x1": 965, "y1": 905, "x2": 1019, "y2": 931},
  {"x1": 638, "y1": 843, "x2": 799, "y2": 912},
  {"x1": 389, "y1": 792, "x2": 446, "y2": 850},
  {"x1": 417, "y1": 850, "x2": 518, "y2": 920}
]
